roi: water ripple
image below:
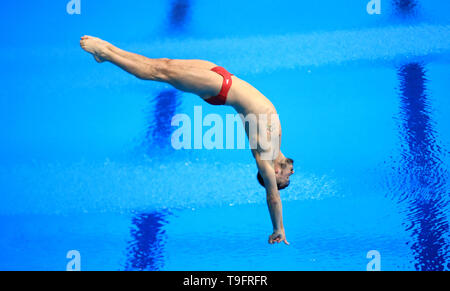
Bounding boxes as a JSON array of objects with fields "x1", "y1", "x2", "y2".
[{"x1": 386, "y1": 62, "x2": 450, "y2": 271}]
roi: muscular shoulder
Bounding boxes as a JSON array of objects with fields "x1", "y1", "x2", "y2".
[{"x1": 252, "y1": 150, "x2": 274, "y2": 170}]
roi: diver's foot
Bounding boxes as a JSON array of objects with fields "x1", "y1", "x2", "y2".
[{"x1": 80, "y1": 36, "x2": 111, "y2": 63}]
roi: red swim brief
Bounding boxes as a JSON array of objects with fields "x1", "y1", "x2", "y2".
[{"x1": 204, "y1": 66, "x2": 233, "y2": 106}]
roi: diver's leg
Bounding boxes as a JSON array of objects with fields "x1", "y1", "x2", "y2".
[
  {"x1": 80, "y1": 36, "x2": 222, "y2": 98},
  {"x1": 110, "y1": 45, "x2": 218, "y2": 70}
]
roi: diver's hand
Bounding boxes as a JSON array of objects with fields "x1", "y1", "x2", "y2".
[{"x1": 269, "y1": 229, "x2": 290, "y2": 245}]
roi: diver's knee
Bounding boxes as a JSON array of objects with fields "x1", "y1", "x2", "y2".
[
  {"x1": 146, "y1": 58, "x2": 171, "y2": 82},
  {"x1": 158, "y1": 58, "x2": 180, "y2": 82}
]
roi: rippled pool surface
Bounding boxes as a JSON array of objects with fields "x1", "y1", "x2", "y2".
[{"x1": 1, "y1": 1, "x2": 450, "y2": 271}]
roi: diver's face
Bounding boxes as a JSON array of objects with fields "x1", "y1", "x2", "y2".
[{"x1": 276, "y1": 162, "x2": 294, "y2": 188}]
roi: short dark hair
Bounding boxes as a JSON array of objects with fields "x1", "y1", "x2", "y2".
[{"x1": 257, "y1": 158, "x2": 294, "y2": 190}]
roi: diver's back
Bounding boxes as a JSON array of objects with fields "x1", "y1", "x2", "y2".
[{"x1": 227, "y1": 76, "x2": 278, "y2": 117}]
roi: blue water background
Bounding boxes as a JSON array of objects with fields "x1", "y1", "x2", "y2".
[{"x1": 0, "y1": 1, "x2": 449, "y2": 270}]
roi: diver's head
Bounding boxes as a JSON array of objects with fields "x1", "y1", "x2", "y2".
[{"x1": 257, "y1": 157, "x2": 294, "y2": 190}]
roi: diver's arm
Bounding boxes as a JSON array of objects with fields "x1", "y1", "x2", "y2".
[{"x1": 256, "y1": 158, "x2": 289, "y2": 245}]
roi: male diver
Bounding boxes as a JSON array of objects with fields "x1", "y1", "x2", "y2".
[{"x1": 80, "y1": 36, "x2": 294, "y2": 245}]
